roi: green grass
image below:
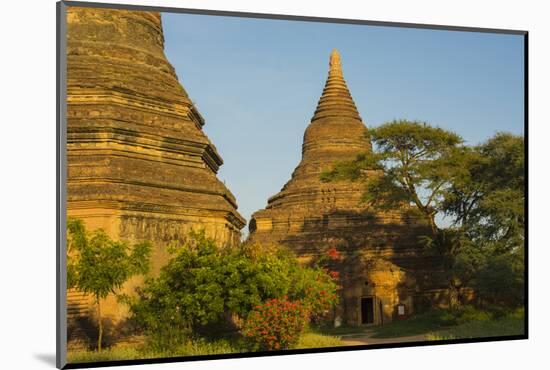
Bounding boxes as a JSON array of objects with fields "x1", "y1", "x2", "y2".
[
  {"x1": 68, "y1": 308, "x2": 524, "y2": 363},
  {"x1": 369, "y1": 306, "x2": 515, "y2": 339},
  {"x1": 369, "y1": 312, "x2": 451, "y2": 338},
  {"x1": 179, "y1": 338, "x2": 241, "y2": 355},
  {"x1": 313, "y1": 324, "x2": 368, "y2": 336},
  {"x1": 67, "y1": 332, "x2": 345, "y2": 363},
  {"x1": 314, "y1": 306, "x2": 524, "y2": 342},
  {"x1": 67, "y1": 347, "x2": 160, "y2": 363},
  {"x1": 313, "y1": 310, "x2": 457, "y2": 339},
  {"x1": 294, "y1": 332, "x2": 346, "y2": 349},
  {"x1": 67, "y1": 338, "x2": 242, "y2": 364},
  {"x1": 427, "y1": 309, "x2": 525, "y2": 340}
]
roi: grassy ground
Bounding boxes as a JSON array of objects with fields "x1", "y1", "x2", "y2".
[
  {"x1": 369, "y1": 310, "x2": 468, "y2": 338},
  {"x1": 68, "y1": 347, "x2": 159, "y2": 363},
  {"x1": 295, "y1": 332, "x2": 346, "y2": 349},
  {"x1": 68, "y1": 308, "x2": 524, "y2": 363},
  {"x1": 316, "y1": 306, "x2": 524, "y2": 341},
  {"x1": 370, "y1": 307, "x2": 523, "y2": 340},
  {"x1": 427, "y1": 309, "x2": 525, "y2": 340},
  {"x1": 314, "y1": 324, "x2": 367, "y2": 336},
  {"x1": 314, "y1": 313, "x2": 451, "y2": 340},
  {"x1": 67, "y1": 332, "x2": 345, "y2": 363}
]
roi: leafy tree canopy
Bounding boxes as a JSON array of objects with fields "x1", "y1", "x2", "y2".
[
  {"x1": 67, "y1": 218, "x2": 152, "y2": 299},
  {"x1": 66, "y1": 218, "x2": 151, "y2": 350},
  {"x1": 442, "y1": 132, "x2": 525, "y2": 252},
  {"x1": 323, "y1": 119, "x2": 466, "y2": 234},
  {"x1": 322, "y1": 120, "x2": 524, "y2": 308}
]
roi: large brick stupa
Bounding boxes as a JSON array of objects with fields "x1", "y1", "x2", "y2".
[{"x1": 65, "y1": 7, "x2": 245, "y2": 345}]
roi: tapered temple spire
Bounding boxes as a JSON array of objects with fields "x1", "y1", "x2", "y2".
[
  {"x1": 298, "y1": 49, "x2": 370, "y2": 180},
  {"x1": 250, "y1": 48, "x2": 374, "y2": 230},
  {"x1": 249, "y1": 50, "x2": 430, "y2": 326},
  {"x1": 311, "y1": 49, "x2": 362, "y2": 123}
]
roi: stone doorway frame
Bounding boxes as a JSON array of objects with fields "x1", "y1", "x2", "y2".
[{"x1": 358, "y1": 295, "x2": 385, "y2": 326}]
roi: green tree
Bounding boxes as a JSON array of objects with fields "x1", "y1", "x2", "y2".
[
  {"x1": 323, "y1": 119, "x2": 465, "y2": 235},
  {"x1": 475, "y1": 246, "x2": 524, "y2": 308},
  {"x1": 322, "y1": 120, "x2": 471, "y2": 306},
  {"x1": 442, "y1": 133, "x2": 525, "y2": 252},
  {"x1": 441, "y1": 133, "x2": 525, "y2": 306},
  {"x1": 67, "y1": 218, "x2": 151, "y2": 351},
  {"x1": 322, "y1": 121, "x2": 525, "y2": 308}
]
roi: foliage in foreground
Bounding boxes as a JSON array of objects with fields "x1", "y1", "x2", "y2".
[
  {"x1": 125, "y1": 230, "x2": 339, "y2": 351},
  {"x1": 67, "y1": 333, "x2": 344, "y2": 363},
  {"x1": 66, "y1": 338, "x2": 238, "y2": 364},
  {"x1": 67, "y1": 218, "x2": 151, "y2": 351},
  {"x1": 242, "y1": 298, "x2": 309, "y2": 350},
  {"x1": 67, "y1": 306, "x2": 522, "y2": 363}
]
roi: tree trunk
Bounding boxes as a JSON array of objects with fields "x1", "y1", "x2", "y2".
[
  {"x1": 428, "y1": 217, "x2": 438, "y2": 237},
  {"x1": 97, "y1": 296, "x2": 103, "y2": 352},
  {"x1": 448, "y1": 281, "x2": 460, "y2": 309}
]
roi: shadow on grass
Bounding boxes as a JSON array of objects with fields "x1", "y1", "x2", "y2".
[
  {"x1": 313, "y1": 311, "x2": 454, "y2": 340},
  {"x1": 319, "y1": 307, "x2": 525, "y2": 340},
  {"x1": 314, "y1": 325, "x2": 369, "y2": 337},
  {"x1": 428, "y1": 314, "x2": 525, "y2": 340},
  {"x1": 369, "y1": 316, "x2": 449, "y2": 338}
]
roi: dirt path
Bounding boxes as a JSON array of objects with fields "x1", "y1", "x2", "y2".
[{"x1": 339, "y1": 330, "x2": 427, "y2": 346}]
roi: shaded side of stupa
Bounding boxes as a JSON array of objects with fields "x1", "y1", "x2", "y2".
[
  {"x1": 249, "y1": 50, "x2": 435, "y2": 326},
  {"x1": 66, "y1": 7, "x2": 245, "y2": 346}
]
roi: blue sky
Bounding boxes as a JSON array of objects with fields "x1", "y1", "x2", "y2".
[{"x1": 162, "y1": 12, "x2": 524, "y2": 229}]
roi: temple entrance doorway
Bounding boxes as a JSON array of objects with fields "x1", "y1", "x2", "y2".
[{"x1": 360, "y1": 297, "x2": 374, "y2": 325}]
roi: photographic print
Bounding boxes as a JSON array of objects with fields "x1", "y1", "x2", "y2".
[{"x1": 58, "y1": 1, "x2": 526, "y2": 367}]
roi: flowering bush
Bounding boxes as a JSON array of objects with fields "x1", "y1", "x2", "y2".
[
  {"x1": 289, "y1": 267, "x2": 338, "y2": 320},
  {"x1": 328, "y1": 269, "x2": 340, "y2": 280},
  {"x1": 242, "y1": 298, "x2": 309, "y2": 350},
  {"x1": 327, "y1": 247, "x2": 342, "y2": 261},
  {"x1": 126, "y1": 232, "x2": 339, "y2": 350}
]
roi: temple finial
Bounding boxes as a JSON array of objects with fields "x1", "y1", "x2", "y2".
[
  {"x1": 311, "y1": 48, "x2": 360, "y2": 122},
  {"x1": 329, "y1": 49, "x2": 342, "y2": 76}
]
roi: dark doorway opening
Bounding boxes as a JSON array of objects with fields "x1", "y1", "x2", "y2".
[{"x1": 361, "y1": 297, "x2": 374, "y2": 324}]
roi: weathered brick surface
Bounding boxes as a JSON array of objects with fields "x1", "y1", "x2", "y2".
[{"x1": 66, "y1": 7, "x2": 245, "y2": 346}]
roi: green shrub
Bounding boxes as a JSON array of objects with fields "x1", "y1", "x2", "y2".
[
  {"x1": 126, "y1": 231, "x2": 338, "y2": 351},
  {"x1": 287, "y1": 265, "x2": 339, "y2": 320},
  {"x1": 475, "y1": 248, "x2": 524, "y2": 308},
  {"x1": 449, "y1": 305, "x2": 492, "y2": 324}
]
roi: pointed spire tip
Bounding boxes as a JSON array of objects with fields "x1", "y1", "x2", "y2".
[{"x1": 329, "y1": 48, "x2": 342, "y2": 75}]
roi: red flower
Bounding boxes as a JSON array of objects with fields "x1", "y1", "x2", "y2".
[
  {"x1": 241, "y1": 297, "x2": 309, "y2": 351},
  {"x1": 327, "y1": 247, "x2": 341, "y2": 260}
]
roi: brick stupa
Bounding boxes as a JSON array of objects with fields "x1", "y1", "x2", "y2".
[
  {"x1": 249, "y1": 50, "x2": 431, "y2": 325},
  {"x1": 66, "y1": 7, "x2": 245, "y2": 345}
]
